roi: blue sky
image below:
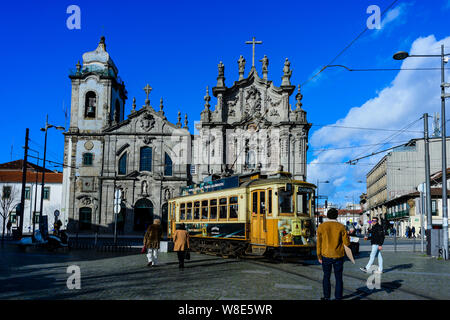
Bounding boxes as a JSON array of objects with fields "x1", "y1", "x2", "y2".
[{"x1": 1, "y1": 0, "x2": 449, "y2": 206}]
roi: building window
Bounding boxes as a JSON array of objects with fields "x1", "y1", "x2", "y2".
[
  {"x1": 432, "y1": 200, "x2": 437, "y2": 216},
  {"x1": 10, "y1": 214, "x2": 17, "y2": 223},
  {"x1": 25, "y1": 187, "x2": 31, "y2": 200},
  {"x1": 43, "y1": 187, "x2": 50, "y2": 200},
  {"x1": 164, "y1": 153, "x2": 173, "y2": 176},
  {"x1": 118, "y1": 153, "x2": 127, "y2": 175},
  {"x1": 140, "y1": 147, "x2": 152, "y2": 172},
  {"x1": 79, "y1": 207, "x2": 92, "y2": 230},
  {"x1": 2, "y1": 186, "x2": 11, "y2": 199},
  {"x1": 83, "y1": 153, "x2": 93, "y2": 166},
  {"x1": 33, "y1": 214, "x2": 40, "y2": 224},
  {"x1": 84, "y1": 91, "x2": 97, "y2": 118}
]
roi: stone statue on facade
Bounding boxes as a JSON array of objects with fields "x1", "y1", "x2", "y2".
[
  {"x1": 281, "y1": 58, "x2": 292, "y2": 86},
  {"x1": 260, "y1": 55, "x2": 269, "y2": 80},
  {"x1": 238, "y1": 55, "x2": 246, "y2": 80}
]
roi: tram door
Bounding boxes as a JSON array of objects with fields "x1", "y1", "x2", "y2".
[{"x1": 251, "y1": 190, "x2": 267, "y2": 245}]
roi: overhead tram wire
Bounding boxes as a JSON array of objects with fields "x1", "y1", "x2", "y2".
[
  {"x1": 351, "y1": 116, "x2": 423, "y2": 161},
  {"x1": 301, "y1": 0, "x2": 399, "y2": 86}
]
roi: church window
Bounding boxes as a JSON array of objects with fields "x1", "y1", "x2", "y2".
[
  {"x1": 164, "y1": 153, "x2": 173, "y2": 176},
  {"x1": 118, "y1": 153, "x2": 127, "y2": 175},
  {"x1": 84, "y1": 91, "x2": 97, "y2": 118},
  {"x1": 83, "y1": 153, "x2": 93, "y2": 166},
  {"x1": 140, "y1": 147, "x2": 152, "y2": 172}
]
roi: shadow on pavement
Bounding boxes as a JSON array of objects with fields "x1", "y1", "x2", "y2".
[
  {"x1": 383, "y1": 263, "x2": 413, "y2": 273},
  {"x1": 342, "y1": 280, "x2": 404, "y2": 300}
]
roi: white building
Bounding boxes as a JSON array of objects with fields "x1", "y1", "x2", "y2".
[{"x1": 0, "y1": 160, "x2": 63, "y2": 236}]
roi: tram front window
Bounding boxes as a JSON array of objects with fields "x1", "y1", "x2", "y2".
[
  {"x1": 279, "y1": 187, "x2": 294, "y2": 214},
  {"x1": 296, "y1": 191, "x2": 310, "y2": 216}
]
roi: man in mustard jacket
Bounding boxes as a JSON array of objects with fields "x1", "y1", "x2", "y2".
[{"x1": 316, "y1": 208, "x2": 350, "y2": 300}]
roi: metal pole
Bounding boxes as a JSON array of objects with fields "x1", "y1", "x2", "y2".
[
  {"x1": 441, "y1": 44, "x2": 449, "y2": 260},
  {"x1": 114, "y1": 176, "x2": 117, "y2": 245},
  {"x1": 316, "y1": 180, "x2": 319, "y2": 226},
  {"x1": 394, "y1": 220, "x2": 397, "y2": 253},
  {"x1": 39, "y1": 115, "x2": 49, "y2": 234},
  {"x1": 18, "y1": 128, "x2": 29, "y2": 238},
  {"x1": 424, "y1": 113, "x2": 433, "y2": 255},
  {"x1": 32, "y1": 156, "x2": 39, "y2": 233},
  {"x1": 420, "y1": 189, "x2": 424, "y2": 253}
]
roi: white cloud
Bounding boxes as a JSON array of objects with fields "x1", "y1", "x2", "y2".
[{"x1": 308, "y1": 35, "x2": 450, "y2": 205}]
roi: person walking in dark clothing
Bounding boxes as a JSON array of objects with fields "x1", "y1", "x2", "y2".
[
  {"x1": 360, "y1": 217, "x2": 384, "y2": 273},
  {"x1": 411, "y1": 226, "x2": 416, "y2": 238},
  {"x1": 316, "y1": 208, "x2": 350, "y2": 300}
]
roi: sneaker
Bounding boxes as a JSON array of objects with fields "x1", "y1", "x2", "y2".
[
  {"x1": 147, "y1": 262, "x2": 153, "y2": 267},
  {"x1": 360, "y1": 267, "x2": 368, "y2": 273}
]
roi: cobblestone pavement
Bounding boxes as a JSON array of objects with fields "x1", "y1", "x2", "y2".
[{"x1": 0, "y1": 242, "x2": 448, "y2": 300}]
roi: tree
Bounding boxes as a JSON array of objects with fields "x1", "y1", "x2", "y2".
[{"x1": 1, "y1": 185, "x2": 20, "y2": 241}]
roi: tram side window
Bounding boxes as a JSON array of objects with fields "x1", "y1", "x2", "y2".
[
  {"x1": 229, "y1": 196, "x2": 238, "y2": 219},
  {"x1": 201, "y1": 200, "x2": 208, "y2": 219},
  {"x1": 279, "y1": 187, "x2": 294, "y2": 214},
  {"x1": 268, "y1": 190, "x2": 273, "y2": 215},
  {"x1": 219, "y1": 197, "x2": 227, "y2": 219},
  {"x1": 194, "y1": 201, "x2": 200, "y2": 220},
  {"x1": 296, "y1": 191, "x2": 309, "y2": 216},
  {"x1": 180, "y1": 203, "x2": 185, "y2": 220},
  {"x1": 252, "y1": 192, "x2": 257, "y2": 214},
  {"x1": 186, "y1": 202, "x2": 192, "y2": 220},
  {"x1": 260, "y1": 191, "x2": 266, "y2": 214},
  {"x1": 210, "y1": 199, "x2": 217, "y2": 220}
]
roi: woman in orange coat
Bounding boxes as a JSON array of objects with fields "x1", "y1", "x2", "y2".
[{"x1": 173, "y1": 223, "x2": 189, "y2": 270}]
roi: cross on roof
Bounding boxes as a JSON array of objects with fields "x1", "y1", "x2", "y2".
[
  {"x1": 245, "y1": 37, "x2": 263, "y2": 68},
  {"x1": 143, "y1": 84, "x2": 152, "y2": 105}
]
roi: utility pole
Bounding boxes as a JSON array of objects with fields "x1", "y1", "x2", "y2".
[
  {"x1": 423, "y1": 113, "x2": 433, "y2": 255},
  {"x1": 441, "y1": 44, "x2": 449, "y2": 260},
  {"x1": 18, "y1": 128, "x2": 29, "y2": 238},
  {"x1": 39, "y1": 115, "x2": 49, "y2": 235}
]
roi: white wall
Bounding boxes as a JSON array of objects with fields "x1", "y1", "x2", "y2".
[{"x1": 0, "y1": 181, "x2": 63, "y2": 235}]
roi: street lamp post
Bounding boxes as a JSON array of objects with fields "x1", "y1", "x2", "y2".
[
  {"x1": 39, "y1": 114, "x2": 65, "y2": 235},
  {"x1": 394, "y1": 46, "x2": 450, "y2": 259}
]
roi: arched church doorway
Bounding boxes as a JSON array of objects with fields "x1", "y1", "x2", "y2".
[
  {"x1": 134, "y1": 199, "x2": 153, "y2": 231},
  {"x1": 161, "y1": 203, "x2": 168, "y2": 239}
]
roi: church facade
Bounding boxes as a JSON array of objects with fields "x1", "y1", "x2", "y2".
[{"x1": 61, "y1": 37, "x2": 311, "y2": 236}]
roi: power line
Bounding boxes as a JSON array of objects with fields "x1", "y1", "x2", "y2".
[{"x1": 311, "y1": 123, "x2": 422, "y2": 133}]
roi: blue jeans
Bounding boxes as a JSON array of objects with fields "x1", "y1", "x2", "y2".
[
  {"x1": 322, "y1": 257, "x2": 344, "y2": 300},
  {"x1": 366, "y1": 244, "x2": 383, "y2": 272}
]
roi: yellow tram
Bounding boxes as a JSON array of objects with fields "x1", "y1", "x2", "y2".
[{"x1": 168, "y1": 171, "x2": 316, "y2": 258}]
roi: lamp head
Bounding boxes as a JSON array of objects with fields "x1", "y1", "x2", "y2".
[{"x1": 393, "y1": 51, "x2": 409, "y2": 60}]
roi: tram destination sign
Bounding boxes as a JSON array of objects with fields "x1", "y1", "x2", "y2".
[{"x1": 182, "y1": 176, "x2": 239, "y2": 195}]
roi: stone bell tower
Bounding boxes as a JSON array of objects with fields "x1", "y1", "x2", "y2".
[
  {"x1": 62, "y1": 36, "x2": 127, "y2": 232},
  {"x1": 68, "y1": 36, "x2": 127, "y2": 133}
]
